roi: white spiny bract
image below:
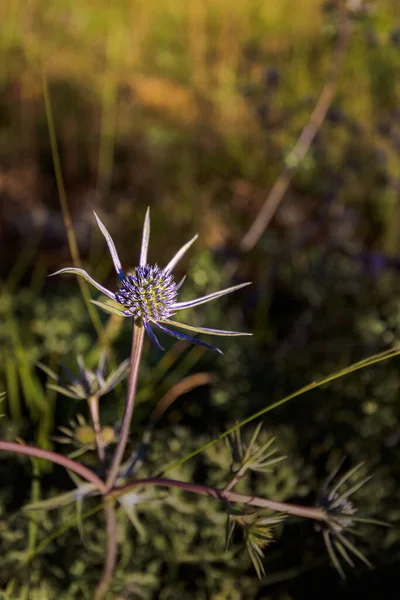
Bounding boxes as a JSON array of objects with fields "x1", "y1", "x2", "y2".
[
  {"x1": 51, "y1": 208, "x2": 252, "y2": 353},
  {"x1": 38, "y1": 352, "x2": 130, "y2": 401},
  {"x1": 315, "y1": 462, "x2": 388, "y2": 579}
]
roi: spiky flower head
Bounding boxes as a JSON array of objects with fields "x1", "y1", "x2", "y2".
[
  {"x1": 227, "y1": 510, "x2": 285, "y2": 578},
  {"x1": 114, "y1": 265, "x2": 177, "y2": 321},
  {"x1": 227, "y1": 422, "x2": 285, "y2": 479},
  {"x1": 53, "y1": 414, "x2": 116, "y2": 458},
  {"x1": 316, "y1": 461, "x2": 389, "y2": 579},
  {"x1": 38, "y1": 351, "x2": 129, "y2": 401},
  {"x1": 51, "y1": 209, "x2": 252, "y2": 353}
]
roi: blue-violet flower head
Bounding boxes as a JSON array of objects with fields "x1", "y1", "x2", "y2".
[
  {"x1": 50, "y1": 209, "x2": 252, "y2": 353},
  {"x1": 38, "y1": 352, "x2": 130, "y2": 401}
]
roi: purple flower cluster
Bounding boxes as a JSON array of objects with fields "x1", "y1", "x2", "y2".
[{"x1": 51, "y1": 208, "x2": 251, "y2": 353}]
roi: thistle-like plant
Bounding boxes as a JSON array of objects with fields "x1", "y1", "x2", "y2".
[
  {"x1": 225, "y1": 423, "x2": 285, "y2": 491},
  {"x1": 51, "y1": 209, "x2": 251, "y2": 354},
  {"x1": 53, "y1": 414, "x2": 116, "y2": 459},
  {"x1": 1, "y1": 204, "x2": 393, "y2": 600},
  {"x1": 38, "y1": 352, "x2": 129, "y2": 401},
  {"x1": 227, "y1": 510, "x2": 286, "y2": 578},
  {"x1": 315, "y1": 461, "x2": 389, "y2": 579},
  {"x1": 38, "y1": 352, "x2": 129, "y2": 466}
]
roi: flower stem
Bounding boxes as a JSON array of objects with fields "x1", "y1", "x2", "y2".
[
  {"x1": 94, "y1": 500, "x2": 118, "y2": 600},
  {"x1": 105, "y1": 322, "x2": 145, "y2": 492},
  {"x1": 0, "y1": 441, "x2": 105, "y2": 491},
  {"x1": 223, "y1": 464, "x2": 248, "y2": 493},
  {"x1": 88, "y1": 395, "x2": 105, "y2": 465},
  {"x1": 112, "y1": 477, "x2": 327, "y2": 521}
]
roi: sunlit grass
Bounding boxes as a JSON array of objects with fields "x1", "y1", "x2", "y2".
[
  {"x1": 0, "y1": 0, "x2": 365, "y2": 120},
  {"x1": 0, "y1": 0, "x2": 397, "y2": 187}
]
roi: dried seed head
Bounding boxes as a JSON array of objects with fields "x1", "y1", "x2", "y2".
[
  {"x1": 315, "y1": 462, "x2": 387, "y2": 579},
  {"x1": 227, "y1": 511, "x2": 285, "y2": 579},
  {"x1": 100, "y1": 426, "x2": 116, "y2": 445},
  {"x1": 75, "y1": 425, "x2": 97, "y2": 446},
  {"x1": 53, "y1": 415, "x2": 117, "y2": 452},
  {"x1": 319, "y1": 492, "x2": 357, "y2": 533},
  {"x1": 115, "y1": 265, "x2": 178, "y2": 321}
]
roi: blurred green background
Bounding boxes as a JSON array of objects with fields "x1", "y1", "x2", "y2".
[{"x1": 1, "y1": 0, "x2": 400, "y2": 598}]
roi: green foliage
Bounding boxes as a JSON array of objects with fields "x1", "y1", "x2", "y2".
[
  {"x1": 1, "y1": 0, "x2": 400, "y2": 597},
  {"x1": 2, "y1": 250, "x2": 400, "y2": 596}
]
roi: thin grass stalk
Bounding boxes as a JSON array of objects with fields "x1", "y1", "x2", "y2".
[
  {"x1": 158, "y1": 344, "x2": 400, "y2": 477},
  {"x1": 238, "y1": 3, "x2": 354, "y2": 256},
  {"x1": 150, "y1": 372, "x2": 214, "y2": 422},
  {"x1": 5, "y1": 357, "x2": 21, "y2": 422},
  {"x1": 41, "y1": 69, "x2": 103, "y2": 338}
]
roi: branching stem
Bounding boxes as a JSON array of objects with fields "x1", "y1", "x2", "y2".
[
  {"x1": 0, "y1": 441, "x2": 105, "y2": 491},
  {"x1": 112, "y1": 477, "x2": 327, "y2": 521},
  {"x1": 223, "y1": 464, "x2": 248, "y2": 493}
]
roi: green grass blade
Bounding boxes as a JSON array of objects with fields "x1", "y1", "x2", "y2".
[
  {"x1": 5, "y1": 356, "x2": 21, "y2": 422},
  {"x1": 41, "y1": 69, "x2": 104, "y2": 339},
  {"x1": 159, "y1": 345, "x2": 400, "y2": 476},
  {"x1": 22, "y1": 502, "x2": 106, "y2": 567}
]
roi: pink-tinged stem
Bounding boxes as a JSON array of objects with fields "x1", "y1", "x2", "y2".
[
  {"x1": 93, "y1": 500, "x2": 118, "y2": 600},
  {"x1": 0, "y1": 441, "x2": 105, "y2": 492},
  {"x1": 112, "y1": 477, "x2": 327, "y2": 521},
  {"x1": 105, "y1": 322, "x2": 145, "y2": 492}
]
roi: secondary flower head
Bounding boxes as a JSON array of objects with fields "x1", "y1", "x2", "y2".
[
  {"x1": 53, "y1": 414, "x2": 116, "y2": 458},
  {"x1": 38, "y1": 352, "x2": 130, "y2": 401},
  {"x1": 51, "y1": 209, "x2": 251, "y2": 353},
  {"x1": 315, "y1": 462, "x2": 388, "y2": 579}
]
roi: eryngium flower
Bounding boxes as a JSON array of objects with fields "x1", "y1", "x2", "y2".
[
  {"x1": 227, "y1": 511, "x2": 285, "y2": 578},
  {"x1": 51, "y1": 209, "x2": 251, "y2": 353},
  {"x1": 316, "y1": 462, "x2": 388, "y2": 579},
  {"x1": 38, "y1": 352, "x2": 129, "y2": 401},
  {"x1": 53, "y1": 414, "x2": 116, "y2": 458},
  {"x1": 227, "y1": 422, "x2": 285, "y2": 480}
]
